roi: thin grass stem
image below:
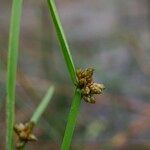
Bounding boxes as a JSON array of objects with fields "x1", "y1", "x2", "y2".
[
  {"x1": 19, "y1": 86, "x2": 55, "y2": 150},
  {"x1": 6, "y1": 0, "x2": 23, "y2": 149},
  {"x1": 47, "y1": 1, "x2": 82, "y2": 149},
  {"x1": 61, "y1": 89, "x2": 81, "y2": 150},
  {"x1": 31, "y1": 86, "x2": 55, "y2": 124},
  {"x1": 47, "y1": 0, "x2": 77, "y2": 84}
]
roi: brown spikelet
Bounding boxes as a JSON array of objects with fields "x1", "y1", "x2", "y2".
[
  {"x1": 14, "y1": 122, "x2": 37, "y2": 149},
  {"x1": 76, "y1": 68, "x2": 105, "y2": 104}
]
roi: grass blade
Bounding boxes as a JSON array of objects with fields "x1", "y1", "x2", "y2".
[
  {"x1": 31, "y1": 86, "x2": 55, "y2": 124},
  {"x1": 47, "y1": 0, "x2": 77, "y2": 84},
  {"x1": 47, "y1": 1, "x2": 82, "y2": 149},
  {"x1": 61, "y1": 89, "x2": 81, "y2": 150},
  {"x1": 6, "y1": 0, "x2": 23, "y2": 149}
]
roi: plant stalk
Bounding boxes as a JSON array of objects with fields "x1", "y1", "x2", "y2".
[
  {"x1": 19, "y1": 86, "x2": 55, "y2": 150},
  {"x1": 61, "y1": 89, "x2": 81, "y2": 150},
  {"x1": 47, "y1": 0, "x2": 77, "y2": 84},
  {"x1": 31, "y1": 86, "x2": 55, "y2": 124},
  {"x1": 6, "y1": 0, "x2": 23, "y2": 149},
  {"x1": 47, "y1": 0, "x2": 82, "y2": 149}
]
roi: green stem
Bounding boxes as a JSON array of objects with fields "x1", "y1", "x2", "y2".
[
  {"x1": 31, "y1": 86, "x2": 55, "y2": 124},
  {"x1": 47, "y1": 0, "x2": 77, "y2": 84},
  {"x1": 19, "y1": 86, "x2": 55, "y2": 150},
  {"x1": 61, "y1": 89, "x2": 81, "y2": 150},
  {"x1": 6, "y1": 0, "x2": 23, "y2": 149},
  {"x1": 47, "y1": 0, "x2": 82, "y2": 149}
]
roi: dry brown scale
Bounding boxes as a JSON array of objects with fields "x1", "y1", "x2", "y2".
[
  {"x1": 14, "y1": 122, "x2": 37, "y2": 148},
  {"x1": 76, "y1": 68, "x2": 105, "y2": 104}
]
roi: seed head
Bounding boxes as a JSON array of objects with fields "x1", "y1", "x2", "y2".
[
  {"x1": 90, "y1": 83, "x2": 105, "y2": 94},
  {"x1": 14, "y1": 122, "x2": 37, "y2": 148},
  {"x1": 76, "y1": 68, "x2": 105, "y2": 104},
  {"x1": 83, "y1": 95, "x2": 96, "y2": 104}
]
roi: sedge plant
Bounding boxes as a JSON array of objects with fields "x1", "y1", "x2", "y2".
[
  {"x1": 6, "y1": 0, "x2": 104, "y2": 149},
  {"x1": 14, "y1": 86, "x2": 55, "y2": 149},
  {"x1": 47, "y1": 0, "x2": 82, "y2": 149},
  {"x1": 47, "y1": 0, "x2": 105, "y2": 149}
]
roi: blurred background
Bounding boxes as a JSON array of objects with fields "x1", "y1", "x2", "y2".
[{"x1": 0, "y1": 0, "x2": 150, "y2": 149}]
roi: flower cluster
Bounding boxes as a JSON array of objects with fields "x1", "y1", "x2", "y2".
[
  {"x1": 14, "y1": 122, "x2": 37, "y2": 148},
  {"x1": 76, "y1": 68, "x2": 105, "y2": 103}
]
